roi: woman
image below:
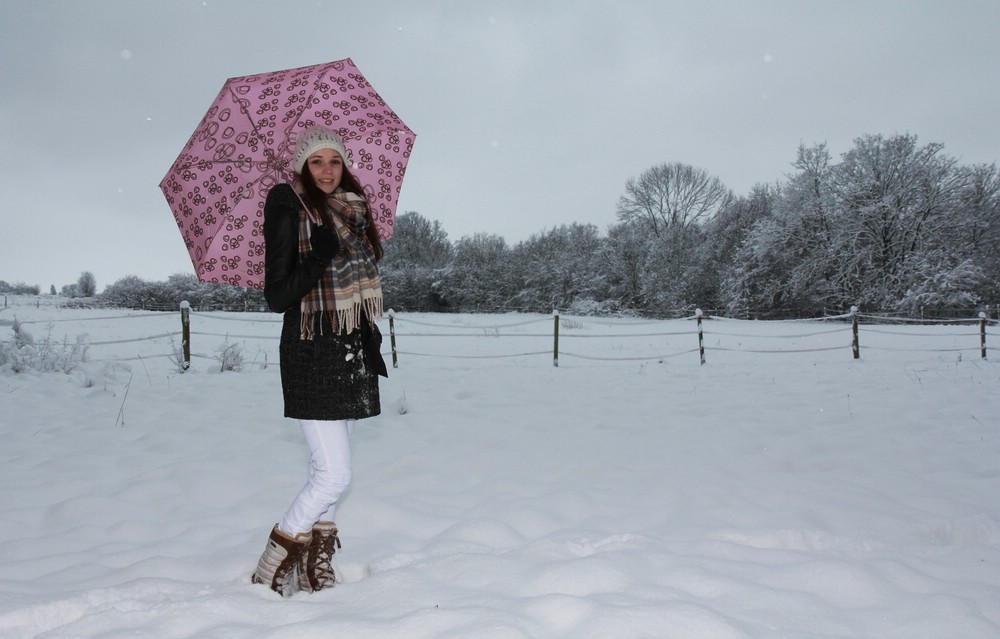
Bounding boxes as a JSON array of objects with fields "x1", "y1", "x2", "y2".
[{"x1": 251, "y1": 125, "x2": 387, "y2": 597}]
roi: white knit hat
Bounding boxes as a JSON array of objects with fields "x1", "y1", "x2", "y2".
[{"x1": 293, "y1": 126, "x2": 350, "y2": 174}]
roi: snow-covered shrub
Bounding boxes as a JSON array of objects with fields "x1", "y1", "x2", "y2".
[
  {"x1": 0, "y1": 320, "x2": 88, "y2": 374},
  {"x1": 896, "y1": 252, "x2": 984, "y2": 315},
  {"x1": 566, "y1": 297, "x2": 626, "y2": 317},
  {"x1": 214, "y1": 338, "x2": 244, "y2": 372}
]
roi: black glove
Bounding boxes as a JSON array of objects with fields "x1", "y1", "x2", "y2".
[{"x1": 309, "y1": 223, "x2": 339, "y2": 261}]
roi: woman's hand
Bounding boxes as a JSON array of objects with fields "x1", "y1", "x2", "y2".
[{"x1": 309, "y1": 224, "x2": 340, "y2": 261}]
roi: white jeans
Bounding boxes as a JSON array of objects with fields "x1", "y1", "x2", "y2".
[{"x1": 279, "y1": 419, "x2": 354, "y2": 535}]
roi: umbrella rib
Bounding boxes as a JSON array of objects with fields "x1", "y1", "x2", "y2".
[
  {"x1": 276, "y1": 62, "x2": 334, "y2": 150},
  {"x1": 226, "y1": 82, "x2": 281, "y2": 169}
]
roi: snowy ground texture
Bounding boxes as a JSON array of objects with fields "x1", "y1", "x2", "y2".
[{"x1": 1, "y1": 303, "x2": 998, "y2": 639}]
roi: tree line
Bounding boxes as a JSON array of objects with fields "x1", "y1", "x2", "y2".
[
  {"x1": 382, "y1": 133, "x2": 999, "y2": 318},
  {"x1": 1, "y1": 272, "x2": 96, "y2": 298},
  {"x1": 8, "y1": 132, "x2": 995, "y2": 318}
]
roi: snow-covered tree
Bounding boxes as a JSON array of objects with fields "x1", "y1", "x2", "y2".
[
  {"x1": 77, "y1": 271, "x2": 97, "y2": 297},
  {"x1": 945, "y1": 163, "x2": 1000, "y2": 302},
  {"x1": 440, "y1": 233, "x2": 513, "y2": 312},
  {"x1": 382, "y1": 211, "x2": 453, "y2": 269},
  {"x1": 831, "y1": 134, "x2": 962, "y2": 308},
  {"x1": 508, "y1": 223, "x2": 605, "y2": 313},
  {"x1": 702, "y1": 183, "x2": 779, "y2": 313},
  {"x1": 380, "y1": 211, "x2": 453, "y2": 311},
  {"x1": 600, "y1": 220, "x2": 653, "y2": 309}
]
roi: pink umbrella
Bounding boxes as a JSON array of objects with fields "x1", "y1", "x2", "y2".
[{"x1": 160, "y1": 58, "x2": 416, "y2": 289}]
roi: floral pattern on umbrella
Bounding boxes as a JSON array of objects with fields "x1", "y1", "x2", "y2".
[{"x1": 160, "y1": 58, "x2": 415, "y2": 289}]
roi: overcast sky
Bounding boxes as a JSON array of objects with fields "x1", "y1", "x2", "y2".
[{"x1": 2, "y1": 0, "x2": 998, "y2": 292}]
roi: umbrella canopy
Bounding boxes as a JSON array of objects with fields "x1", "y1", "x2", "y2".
[{"x1": 160, "y1": 58, "x2": 415, "y2": 289}]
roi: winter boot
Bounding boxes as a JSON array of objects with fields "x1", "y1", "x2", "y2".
[
  {"x1": 251, "y1": 524, "x2": 312, "y2": 597},
  {"x1": 298, "y1": 521, "x2": 341, "y2": 592}
]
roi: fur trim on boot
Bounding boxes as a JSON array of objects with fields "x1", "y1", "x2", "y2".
[
  {"x1": 298, "y1": 521, "x2": 341, "y2": 592},
  {"x1": 251, "y1": 524, "x2": 312, "y2": 597}
]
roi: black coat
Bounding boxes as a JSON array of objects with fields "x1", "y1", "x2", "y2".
[{"x1": 263, "y1": 184, "x2": 384, "y2": 421}]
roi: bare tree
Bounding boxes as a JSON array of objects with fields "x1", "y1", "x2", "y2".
[{"x1": 616, "y1": 162, "x2": 732, "y2": 237}]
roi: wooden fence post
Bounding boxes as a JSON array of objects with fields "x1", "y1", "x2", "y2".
[
  {"x1": 388, "y1": 311, "x2": 398, "y2": 369},
  {"x1": 851, "y1": 305, "x2": 860, "y2": 359},
  {"x1": 552, "y1": 310, "x2": 560, "y2": 367},
  {"x1": 696, "y1": 308, "x2": 705, "y2": 365},
  {"x1": 980, "y1": 311, "x2": 987, "y2": 359},
  {"x1": 180, "y1": 300, "x2": 191, "y2": 371}
]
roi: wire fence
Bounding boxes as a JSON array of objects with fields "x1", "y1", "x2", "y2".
[
  {"x1": 5, "y1": 302, "x2": 996, "y2": 369},
  {"x1": 387, "y1": 308, "x2": 996, "y2": 366}
]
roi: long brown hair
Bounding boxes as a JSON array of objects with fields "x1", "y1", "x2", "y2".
[{"x1": 298, "y1": 164, "x2": 384, "y2": 262}]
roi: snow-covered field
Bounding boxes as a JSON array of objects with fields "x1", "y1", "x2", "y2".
[{"x1": 1, "y1": 303, "x2": 998, "y2": 638}]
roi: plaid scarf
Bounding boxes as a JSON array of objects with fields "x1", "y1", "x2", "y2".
[{"x1": 297, "y1": 188, "x2": 383, "y2": 340}]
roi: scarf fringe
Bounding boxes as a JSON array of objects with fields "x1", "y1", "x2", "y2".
[
  {"x1": 337, "y1": 291, "x2": 383, "y2": 335},
  {"x1": 299, "y1": 287, "x2": 383, "y2": 340}
]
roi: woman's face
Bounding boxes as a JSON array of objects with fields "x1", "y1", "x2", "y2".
[{"x1": 306, "y1": 148, "x2": 344, "y2": 194}]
